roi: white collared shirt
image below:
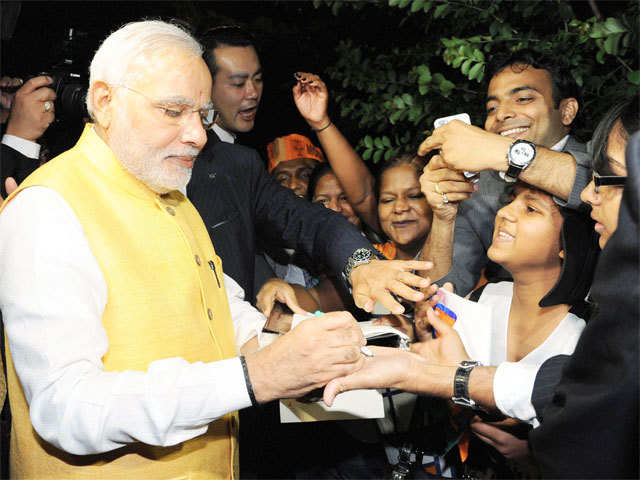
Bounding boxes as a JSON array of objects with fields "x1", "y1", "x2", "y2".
[
  {"x1": 1, "y1": 133, "x2": 41, "y2": 159},
  {"x1": 213, "y1": 124, "x2": 236, "y2": 144},
  {"x1": 0, "y1": 186, "x2": 265, "y2": 455}
]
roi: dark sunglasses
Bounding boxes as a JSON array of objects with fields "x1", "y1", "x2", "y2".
[{"x1": 593, "y1": 171, "x2": 626, "y2": 194}]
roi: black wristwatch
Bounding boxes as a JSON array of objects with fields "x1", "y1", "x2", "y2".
[
  {"x1": 452, "y1": 360, "x2": 482, "y2": 408},
  {"x1": 503, "y1": 139, "x2": 536, "y2": 182}
]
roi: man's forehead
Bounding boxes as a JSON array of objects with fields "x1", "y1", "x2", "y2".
[
  {"x1": 127, "y1": 51, "x2": 211, "y2": 102},
  {"x1": 213, "y1": 45, "x2": 261, "y2": 73},
  {"x1": 487, "y1": 65, "x2": 552, "y2": 99}
]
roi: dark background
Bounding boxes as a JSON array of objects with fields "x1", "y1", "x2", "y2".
[{"x1": 0, "y1": 1, "x2": 631, "y2": 160}]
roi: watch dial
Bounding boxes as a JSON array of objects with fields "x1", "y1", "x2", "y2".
[{"x1": 511, "y1": 142, "x2": 535, "y2": 166}]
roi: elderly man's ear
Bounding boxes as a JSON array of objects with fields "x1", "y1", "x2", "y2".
[{"x1": 89, "y1": 81, "x2": 113, "y2": 129}]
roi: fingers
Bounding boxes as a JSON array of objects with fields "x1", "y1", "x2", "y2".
[
  {"x1": 442, "y1": 282, "x2": 455, "y2": 293},
  {"x1": 392, "y1": 260, "x2": 433, "y2": 273},
  {"x1": 425, "y1": 306, "x2": 455, "y2": 336},
  {"x1": 19, "y1": 76, "x2": 53, "y2": 95},
  {"x1": 281, "y1": 293, "x2": 309, "y2": 315},
  {"x1": 389, "y1": 280, "x2": 424, "y2": 303},
  {"x1": 362, "y1": 289, "x2": 404, "y2": 315},
  {"x1": 5, "y1": 177, "x2": 18, "y2": 198},
  {"x1": 294, "y1": 72, "x2": 326, "y2": 90},
  {"x1": 418, "y1": 132, "x2": 441, "y2": 157}
]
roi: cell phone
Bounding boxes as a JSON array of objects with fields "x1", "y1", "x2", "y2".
[{"x1": 433, "y1": 113, "x2": 479, "y2": 181}]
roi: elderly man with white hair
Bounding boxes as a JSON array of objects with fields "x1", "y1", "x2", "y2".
[{"x1": 0, "y1": 20, "x2": 368, "y2": 479}]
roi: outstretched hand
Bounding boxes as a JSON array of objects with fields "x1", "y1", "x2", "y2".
[
  {"x1": 350, "y1": 259, "x2": 432, "y2": 314},
  {"x1": 246, "y1": 311, "x2": 366, "y2": 403},
  {"x1": 292, "y1": 72, "x2": 330, "y2": 130},
  {"x1": 323, "y1": 346, "x2": 418, "y2": 406}
]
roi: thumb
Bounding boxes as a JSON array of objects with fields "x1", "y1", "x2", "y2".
[
  {"x1": 323, "y1": 377, "x2": 349, "y2": 406},
  {"x1": 4, "y1": 177, "x2": 18, "y2": 200},
  {"x1": 426, "y1": 305, "x2": 455, "y2": 337}
]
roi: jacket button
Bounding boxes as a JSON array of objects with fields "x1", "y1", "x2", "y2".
[
  {"x1": 166, "y1": 206, "x2": 175, "y2": 216},
  {"x1": 207, "y1": 309, "x2": 213, "y2": 321},
  {"x1": 195, "y1": 255, "x2": 201, "y2": 266}
]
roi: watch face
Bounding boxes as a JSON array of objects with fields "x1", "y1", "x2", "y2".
[{"x1": 509, "y1": 141, "x2": 535, "y2": 167}]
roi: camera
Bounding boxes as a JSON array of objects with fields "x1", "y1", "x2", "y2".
[{"x1": 3, "y1": 28, "x2": 88, "y2": 121}]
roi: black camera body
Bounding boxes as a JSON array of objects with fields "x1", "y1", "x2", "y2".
[{"x1": 26, "y1": 70, "x2": 87, "y2": 121}]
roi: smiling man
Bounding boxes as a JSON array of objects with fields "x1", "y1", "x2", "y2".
[
  {"x1": 418, "y1": 49, "x2": 590, "y2": 296},
  {"x1": 0, "y1": 21, "x2": 374, "y2": 479}
]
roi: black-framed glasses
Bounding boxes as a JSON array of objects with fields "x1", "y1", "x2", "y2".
[{"x1": 593, "y1": 171, "x2": 626, "y2": 194}]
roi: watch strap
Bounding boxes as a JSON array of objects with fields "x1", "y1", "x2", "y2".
[{"x1": 451, "y1": 360, "x2": 482, "y2": 408}]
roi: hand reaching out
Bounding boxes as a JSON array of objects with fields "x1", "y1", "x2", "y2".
[{"x1": 292, "y1": 72, "x2": 330, "y2": 130}]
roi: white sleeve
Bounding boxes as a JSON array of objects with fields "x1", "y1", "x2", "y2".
[
  {"x1": 493, "y1": 361, "x2": 541, "y2": 427},
  {"x1": 224, "y1": 273, "x2": 266, "y2": 351},
  {"x1": 0, "y1": 187, "x2": 252, "y2": 456},
  {"x1": 2, "y1": 134, "x2": 41, "y2": 159}
]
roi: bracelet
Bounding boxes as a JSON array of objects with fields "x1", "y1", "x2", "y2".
[
  {"x1": 261, "y1": 328, "x2": 281, "y2": 335},
  {"x1": 239, "y1": 355, "x2": 259, "y2": 407},
  {"x1": 312, "y1": 120, "x2": 332, "y2": 132}
]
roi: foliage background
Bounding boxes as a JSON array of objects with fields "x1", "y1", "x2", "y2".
[{"x1": 2, "y1": 1, "x2": 638, "y2": 162}]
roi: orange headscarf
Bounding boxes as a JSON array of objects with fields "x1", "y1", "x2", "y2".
[{"x1": 267, "y1": 134, "x2": 325, "y2": 173}]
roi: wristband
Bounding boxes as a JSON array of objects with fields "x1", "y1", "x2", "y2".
[
  {"x1": 239, "y1": 355, "x2": 259, "y2": 407},
  {"x1": 312, "y1": 120, "x2": 332, "y2": 132}
]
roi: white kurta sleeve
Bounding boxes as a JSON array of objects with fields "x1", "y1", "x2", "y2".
[
  {"x1": 0, "y1": 187, "x2": 252, "y2": 455},
  {"x1": 224, "y1": 273, "x2": 266, "y2": 351}
]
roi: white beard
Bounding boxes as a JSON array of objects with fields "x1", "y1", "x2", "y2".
[{"x1": 109, "y1": 116, "x2": 197, "y2": 194}]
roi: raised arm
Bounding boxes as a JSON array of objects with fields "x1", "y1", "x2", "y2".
[
  {"x1": 417, "y1": 155, "x2": 475, "y2": 281},
  {"x1": 293, "y1": 72, "x2": 379, "y2": 231}
]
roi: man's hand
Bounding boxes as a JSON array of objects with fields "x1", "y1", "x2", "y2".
[
  {"x1": 256, "y1": 278, "x2": 309, "y2": 319},
  {"x1": 323, "y1": 346, "x2": 419, "y2": 406},
  {"x1": 1, "y1": 177, "x2": 18, "y2": 202},
  {"x1": 470, "y1": 420, "x2": 530, "y2": 461},
  {"x1": 292, "y1": 72, "x2": 330, "y2": 131},
  {"x1": 418, "y1": 120, "x2": 512, "y2": 173},
  {"x1": 350, "y1": 259, "x2": 432, "y2": 314},
  {"x1": 6, "y1": 76, "x2": 56, "y2": 142},
  {"x1": 245, "y1": 311, "x2": 365, "y2": 403},
  {"x1": 420, "y1": 155, "x2": 475, "y2": 222}
]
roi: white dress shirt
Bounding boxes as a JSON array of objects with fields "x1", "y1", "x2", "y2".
[
  {"x1": 0, "y1": 186, "x2": 266, "y2": 455},
  {"x1": 480, "y1": 282, "x2": 585, "y2": 426},
  {"x1": 213, "y1": 124, "x2": 236, "y2": 144},
  {"x1": 1, "y1": 133, "x2": 41, "y2": 159}
]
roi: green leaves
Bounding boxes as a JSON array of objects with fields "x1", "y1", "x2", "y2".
[
  {"x1": 316, "y1": 0, "x2": 637, "y2": 162},
  {"x1": 442, "y1": 37, "x2": 486, "y2": 82}
]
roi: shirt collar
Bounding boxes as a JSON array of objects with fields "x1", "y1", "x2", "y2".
[
  {"x1": 551, "y1": 135, "x2": 569, "y2": 152},
  {"x1": 213, "y1": 124, "x2": 236, "y2": 144}
]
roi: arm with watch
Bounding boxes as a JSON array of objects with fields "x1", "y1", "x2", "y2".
[{"x1": 417, "y1": 120, "x2": 580, "y2": 202}]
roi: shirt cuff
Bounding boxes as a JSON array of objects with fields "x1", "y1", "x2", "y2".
[
  {"x1": 2, "y1": 134, "x2": 41, "y2": 159},
  {"x1": 202, "y1": 357, "x2": 253, "y2": 414},
  {"x1": 493, "y1": 361, "x2": 540, "y2": 426}
]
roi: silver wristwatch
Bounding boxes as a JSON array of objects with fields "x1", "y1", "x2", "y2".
[
  {"x1": 451, "y1": 360, "x2": 483, "y2": 408},
  {"x1": 343, "y1": 248, "x2": 376, "y2": 286},
  {"x1": 503, "y1": 139, "x2": 536, "y2": 182}
]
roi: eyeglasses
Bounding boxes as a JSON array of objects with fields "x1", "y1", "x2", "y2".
[
  {"x1": 592, "y1": 171, "x2": 627, "y2": 194},
  {"x1": 111, "y1": 84, "x2": 217, "y2": 130}
]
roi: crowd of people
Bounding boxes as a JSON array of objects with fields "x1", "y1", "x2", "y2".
[{"x1": 0, "y1": 18, "x2": 637, "y2": 480}]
